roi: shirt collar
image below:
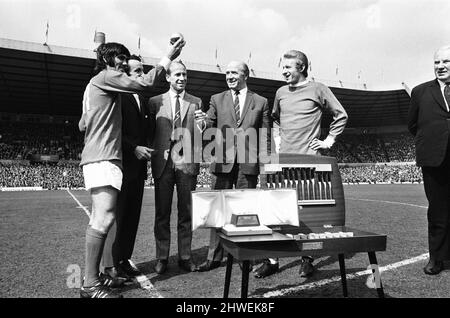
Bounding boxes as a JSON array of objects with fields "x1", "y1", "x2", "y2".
[
  {"x1": 231, "y1": 86, "x2": 248, "y2": 96},
  {"x1": 292, "y1": 78, "x2": 310, "y2": 87},
  {"x1": 169, "y1": 89, "x2": 185, "y2": 100},
  {"x1": 437, "y1": 79, "x2": 449, "y2": 89}
]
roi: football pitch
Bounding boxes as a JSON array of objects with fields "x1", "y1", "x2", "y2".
[{"x1": 1, "y1": 184, "x2": 449, "y2": 298}]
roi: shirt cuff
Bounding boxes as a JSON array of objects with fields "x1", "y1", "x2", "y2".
[
  {"x1": 158, "y1": 57, "x2": 171, "y2": 71},
  {"x1": 274, "y1": 136, "x2": 281, "y2": 153},
  {"x1": 323, "y1": 135, "x2": 336, "y2": 149},
  {"x1": 196, "y1": 119, "x2": 206, "y2": 132}
]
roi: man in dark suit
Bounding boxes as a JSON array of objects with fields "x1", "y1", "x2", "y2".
[
  {"x1": 195, "y1": 61, "x2": 271, "y2": 272},
  {"x1": 408, "y1": 44, "x2": 450, "y2": 275},
  {"x1": 149, "y1": 61, "x2": 202, "y2": 274},
  {"x1": 101, "y1": 55, "x2": 152, "y2": 280}
]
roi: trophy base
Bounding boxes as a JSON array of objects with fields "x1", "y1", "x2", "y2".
[{"x1": 221, "y1": 224, "x2": 273, "y2": 236}]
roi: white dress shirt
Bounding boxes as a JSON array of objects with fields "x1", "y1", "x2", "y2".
[
  {"x1": 132, "y1": 94, "x2": 141, "y2": 111},
  {"x1": 169, "y1": 89, "x2": 186, "y2": 120},
  {"x1": 231, "y1": 86, "x2": 248, "y2": 117},
  {"x1": 437, "y1": 79, "x2": 450, "y2": 112}
]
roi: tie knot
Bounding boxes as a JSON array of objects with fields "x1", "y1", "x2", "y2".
[
  {"x1": 234, "y1": 90, "x2": 240, "y2": 96},
  {"x1": 176, "y1": 94, "x2": 180, "y2": 99}
]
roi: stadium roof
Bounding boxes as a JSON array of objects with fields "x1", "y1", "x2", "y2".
[{"x1": 0, "y1": 38, "x2": 411, "y2": 128}]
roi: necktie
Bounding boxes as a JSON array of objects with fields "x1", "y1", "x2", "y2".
[
  {"x1": 444, "y1": 84, "x2": 450, "y2": 112},
  {"x1": 234, "y1": 90, "x2": 240, "y2": 126},
  {"x1": 174, "y1": 94, "x2": 181, "y2": 128}
]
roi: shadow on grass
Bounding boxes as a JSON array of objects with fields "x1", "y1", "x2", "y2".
[
  {"x1": 132, "y1": 246, "x2": 214, "y2": 284},
  {"x1": 251, "y1": 268, "x2": 394, "y2": 298}
]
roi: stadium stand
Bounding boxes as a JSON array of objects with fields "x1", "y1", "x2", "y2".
[
  {"x1": 339, "y1": 164, "x2": 422, "y2": 184},
  {"x1": 0, "y1": 122, "x2": 83, "y2": 161},
  {"x1": 0, "y1": 38, "x2": 418, "y2": 190},
  {"x1": 0, "y1": 121, "x2": 422, "y2": 189},
  {"x1": 0, "y1": 161, "x2": 84, "y2": 189}
]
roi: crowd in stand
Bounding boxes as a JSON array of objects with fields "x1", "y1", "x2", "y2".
[
  {"x1": 340, "y1": 164, "x2": 422, "y2": 184},
  {"x1": 0, "y1": 122, "x2": 83, "y2": 160},
  {"x1": 0, "y1": 160, "x2": 422, "y2": 189},
  {"x1": 0, "y1": 122, "x2": 423, "y2": 189},
  {"x1": 382, "y1": 133, "x2": 416, "y2": 162},
  {"x1": 0, "y1": 161, "x2": 84, "y2": 189},
  {"x1": 322, "y1": 132, "x2": 415, "y2": 163}
]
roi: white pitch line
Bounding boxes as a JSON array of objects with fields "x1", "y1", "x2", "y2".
[
  {"x1": 65, "y1": 189, "x2": 163, "y2": 298},
  {"x1": 66, "y1": 189, "x2": 90, "y2": 217},
  {"x1": 262, "y1": 252, "x2": 429, "y2": 298},
  {"x1": 128, "y1": 260, "x2": 163, "y2": 298},
  {"x1": 263, "y1": 196, "x2": 429, "y2": 298},
  {"x1": 347, "y1": 197, "x2": 427, "y2": 209}
]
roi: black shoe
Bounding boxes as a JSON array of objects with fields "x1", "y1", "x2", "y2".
[
  {"x1": 254, "y1": 261, "x2": 279, "y2": 278},
  {"x1": 119, "y1": 260, "x2": 141, "y2": 277},
  {"x1": 80, "y1": 281, "x2": 123, "y2": 298},
  {"x1": 154, "y1": 259, "x2": 168, "y2": 274},
  {"x1": 99, "y1": 272, "x2": 127, "y2": 288},
  {"x1": 178, "y1": 259, "x2": 198, "y2": 272},
  {"x1": 299, "y1": 258, "x2": 315, "y2": 277},
  {"x1": 423, "y1": 259, "x2": 443, "y2": 275},
  {"x1": 104, "y1": 266, "x2": 132, "y2": 282},
  {"x1": 197, "y1": 260, "x2": 221, "y2": 272}
]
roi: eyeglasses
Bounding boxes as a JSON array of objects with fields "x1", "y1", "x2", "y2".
[{"x1": 116, "y1": 54, "x2": 130, "y2": 62}]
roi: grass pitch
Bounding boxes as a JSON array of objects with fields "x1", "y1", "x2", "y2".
[{"x1": 1, "y1": 184, "x2": 449, "y2": 298}]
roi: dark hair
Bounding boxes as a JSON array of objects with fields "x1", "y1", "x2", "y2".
[
  {"x1": 129, "y1": 54, "x2": 142, "y2": 62},
  {"x1": 94, "y1": 42, "x2": 131, "y2": 74},
  {"x1": 167, "y1": 60, "x2": 187, "y2": 75},
  {"x1": 283, "y1": 50, "x2": 309, "y2": 77}
]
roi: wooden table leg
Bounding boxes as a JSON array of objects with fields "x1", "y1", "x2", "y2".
[
  {"x1": 241, "y1": 260, "x2": 250, "y2": 298},
  {"x1": 338, "y1": 253, "x2": 348, "y2": 297},
  {"x1": 368, "y1": 252, "x2": 384, "y2": 298},
  {"x1": 223, "y1": 253, "x2": 233, "y2": 298}
]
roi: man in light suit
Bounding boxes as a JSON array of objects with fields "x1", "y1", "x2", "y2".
[
  {"x1": 408, "y1": 44, "x2": 450, "y2": 275},
  {"x1": 101, "y1": 55, "x2": 151, "y2": 281},
  {"x1": 196, "y1": 61, "x2": 271, "y2": 272},
  {"x1": 149, "y1": 61, "x2": 202, "y2": 274}
]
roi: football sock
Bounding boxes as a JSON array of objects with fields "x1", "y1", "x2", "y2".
[{"x1": 84, "y1": 225, "x2": 107, "y2": 287}]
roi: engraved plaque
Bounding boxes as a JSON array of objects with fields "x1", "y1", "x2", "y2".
[{"x1": 300, "y1": 242, "x2": 323, "y2": 250}]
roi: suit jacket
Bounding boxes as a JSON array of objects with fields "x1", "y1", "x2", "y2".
[
  {"x1": 149, "y1": 91, "x2": 203, "y2": 178},
  {"x1": 205, "y1": 89, "x2": 270, "y2": 175},
  {"x1": 408, "y1": 79, "x2": 450, "y2": 167},
  {"x1": 121, "y1": 93, "x2": 152, "y2": 181}
]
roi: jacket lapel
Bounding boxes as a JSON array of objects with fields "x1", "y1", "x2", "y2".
[
  {"x1": 226, "y1": 90, "x2": 237, "y2": 123},
  {"x1": 430, "y1": 79, "x2": 447, "y2": 111},
  {"x1": 124, "y1": 93, "x2": 141, "y2": 115},
  {"x1": 239, "y1": 90, "x2": 254, "y2": 126},
  {"x1": 180, "y1": 93, "x2": 191, "y2": 124},
  {"x1": 162, "y1": 92, "x2": 173, "y2": 123}
]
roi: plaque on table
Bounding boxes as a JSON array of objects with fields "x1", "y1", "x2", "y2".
[{"x1": 221, "y1": 213, "x2": 272, "y2": 236}]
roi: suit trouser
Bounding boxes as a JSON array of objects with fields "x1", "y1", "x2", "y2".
[
  {"x1": 154, "y1": 158, "x2": 197, "y2": 261},
  {"x1": 207, "y1": 163, "x2": 258, "y2": 262},
  {"x1": 101, "y1": 176, "x2": 145, "y2": 270},
  {"x1": 422, "y1": 140, "x2": 450, "y2": 261}
]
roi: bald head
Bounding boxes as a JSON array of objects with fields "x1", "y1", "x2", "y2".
[
  {"x1": 227, "y1": 61, "x2": 249, "y2": 77},
  {"x1": 434, "y1": 45, "x2": 450, "y2": 83},
  {"x1": 435, "y1": 45, "x2": 450, "y2": 56},
  {"x1": 225, "y1": 61, "x2": 249, "y2": 91}
]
